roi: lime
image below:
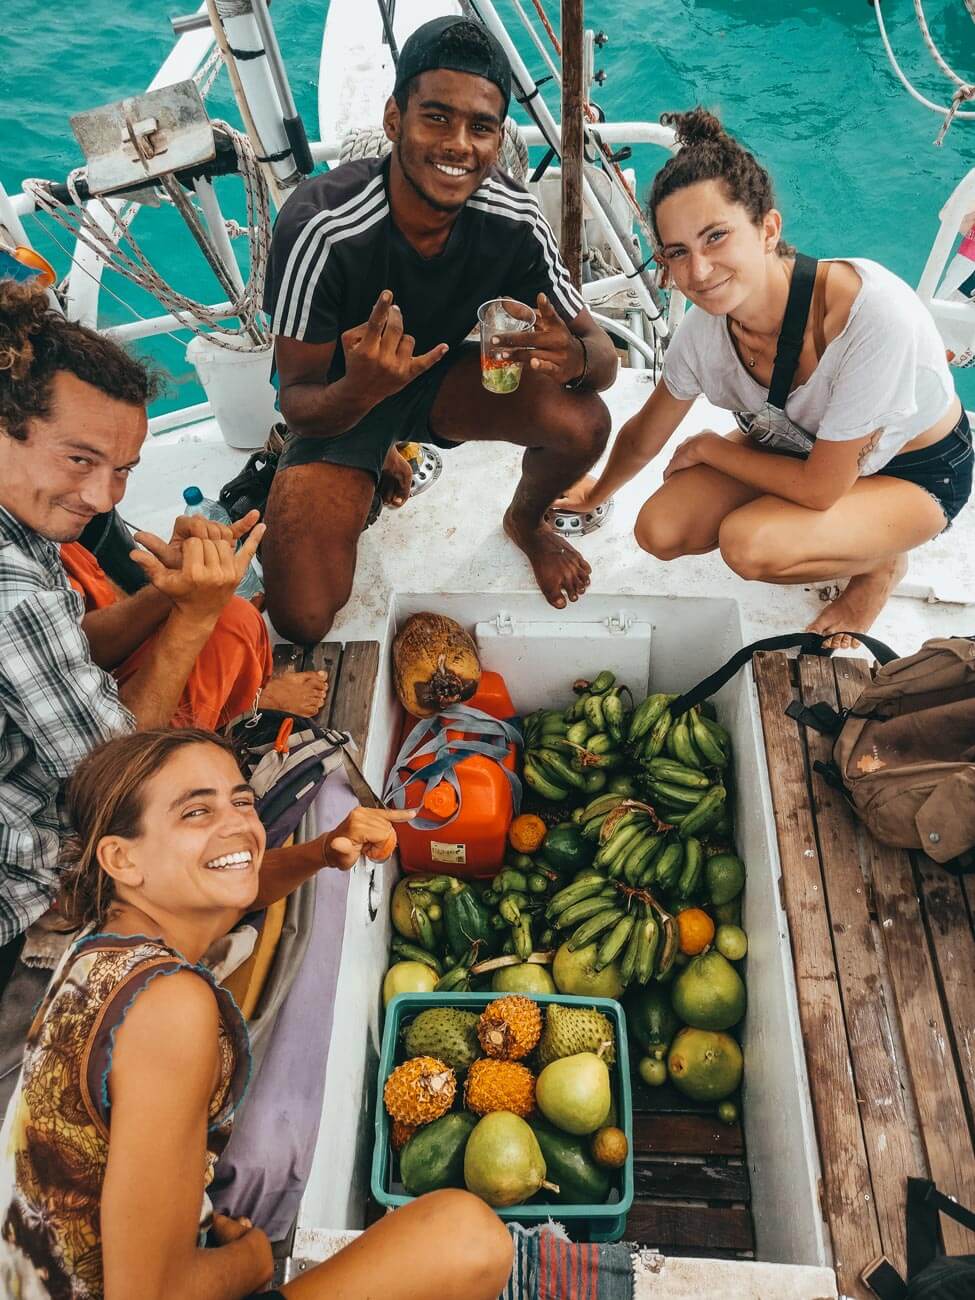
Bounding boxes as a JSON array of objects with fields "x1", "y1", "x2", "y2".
[
  {"x1": 717, "y1": 1100, "x2": 739, "y2": 1125},
  {"x1": 705, "y1": 854, "x2": 745, "y2": 906},
  {"x1": 715, "y1": 924, "x2": 748, "y2": 961},
  {"x1": 638, "y1": 1056, "x2": 668, "y2": 1087}
]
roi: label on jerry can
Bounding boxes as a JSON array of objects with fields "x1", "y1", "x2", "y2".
[{"x1": 430, "y1": 840, "x2": 467, "y2": 865}]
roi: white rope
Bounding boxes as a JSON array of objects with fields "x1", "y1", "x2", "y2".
[
  {"x1": 873, "y1": 0, "x2": 975, "y2": 136},
  {"x1": 913, "y1": 0, "x2": 966, "y2": 85},
  {"x1": 194, "y1": 43, "x2": 224, "y2": 100},
  {"x1": 23, "y1": 122, "x2": 272, "y2": 350}
]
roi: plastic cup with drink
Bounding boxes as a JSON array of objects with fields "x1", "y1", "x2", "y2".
[{"x1": 478, "y1": 298, "x2": 535, "y2": 394}]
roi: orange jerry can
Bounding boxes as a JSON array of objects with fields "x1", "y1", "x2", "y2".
[{"x1": 387, "y1": 671, "x2": 520, "y2": 878}]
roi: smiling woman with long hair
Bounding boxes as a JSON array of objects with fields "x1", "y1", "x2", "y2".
[
  {"x1": 557, "y1": 107, "x2": 973, "y2": 646},
  {"x1": 0, "y1": 729, "x2": 512, "y2": 1300}
]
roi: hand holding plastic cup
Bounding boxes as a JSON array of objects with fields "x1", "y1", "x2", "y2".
[{"x1": 478, "y1": 298, "x2": 535, "y2": 394}]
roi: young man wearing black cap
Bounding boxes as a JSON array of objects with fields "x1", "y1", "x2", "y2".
[{"x1": 261, "y1": 16, "x2": 618, "y2": 644}]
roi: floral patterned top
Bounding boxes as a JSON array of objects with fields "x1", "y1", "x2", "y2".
[{"x1": 0, "y1": 932, "x2": 250, "y2": 1299}]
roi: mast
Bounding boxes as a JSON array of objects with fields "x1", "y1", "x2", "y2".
[{"x1": 560, "y1": 0, "x2": 584, "y2": 288}]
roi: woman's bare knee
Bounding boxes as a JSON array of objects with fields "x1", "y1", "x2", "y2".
[
  {"x1": 424, "y1": 1191, "x2": 513, "y2": 1298},
  {"x1": 634, "y1": 503, "x2": 701, "y2": 561},
  {"x1": 718, "y1": 513, "x2": 779, "y2": 581}
]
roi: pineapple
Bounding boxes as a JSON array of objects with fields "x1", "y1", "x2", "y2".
[
  {"x1": 477, "y1": 996, "x2": 542, "y2": 1061},
  {"x1": 465, "y1": 1058, "x2": 536, "y2": 1118},
  {"x1": 384, "y1": 1056, "x2": 456, "y2": 1126}
]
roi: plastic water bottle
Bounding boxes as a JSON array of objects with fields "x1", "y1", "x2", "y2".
[
  {"x1": 937, "y1": 222, "x2": 975, "y2": 366},
  {"x1": 181, "y1": 485, "x2": 264, "y2": 600}
]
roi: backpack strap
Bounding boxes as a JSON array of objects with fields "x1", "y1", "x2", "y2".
[
  {"x1": 383, "y1": 705, "x2": 523, "y2": 831},
  {"x1": 670, "y1": 631, "x2": 899, "y2": 716},
  {"x1": 862, "y1": 1178, "x2": 975, "y2": 1298},
  {"x1": 785, "y1": 698, "x2": 846, "y2": 737}
]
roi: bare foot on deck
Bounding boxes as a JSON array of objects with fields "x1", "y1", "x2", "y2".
[
  {"x1": 261, "y1": 669, "x2": 329, "y2": 716},
  {"x1": 806, "y1": 555, "x2": 908, "y2": 650},
  {"x1": 380, "y1": 446, "x2": 413, "y2": 508},
  {"x1": 503, "y1": 508, "x2": 592, "y2": 609}
]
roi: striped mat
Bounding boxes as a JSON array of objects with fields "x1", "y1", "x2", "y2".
[{"x1": 501, "y1": 1224, "x2": 634, "y2": 1300}]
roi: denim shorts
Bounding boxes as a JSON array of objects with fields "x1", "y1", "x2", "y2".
[{"x1": 878, "y1": 407, "x2": 973, "y2": 527}]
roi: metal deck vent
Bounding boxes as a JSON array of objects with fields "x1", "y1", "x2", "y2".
[{"x1": 408, "y1": 444, "x2": 443, "y2": 497}]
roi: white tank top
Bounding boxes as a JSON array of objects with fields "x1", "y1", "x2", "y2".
[{"x1": 662, "y1": 258, "x2": 955, "y2": 476}]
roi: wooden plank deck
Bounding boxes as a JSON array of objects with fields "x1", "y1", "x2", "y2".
[
  {"x1": 272, "y1": 639, "x2": 379, "y2": 755},
  {"x1": 755, "y1": 651, "x2": 975, "y2": 1297}
]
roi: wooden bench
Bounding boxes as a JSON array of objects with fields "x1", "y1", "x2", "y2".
[
  {"x1": 754, "y1": 651, "x2": 975, "y2": 1298},
  {"x1": 272, "y1": 639, "x2": 380, "y2": 753}
]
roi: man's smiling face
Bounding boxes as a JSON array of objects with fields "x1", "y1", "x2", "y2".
[{"x1": 385, "y1": 68, "x2": 505, "y2": 215}]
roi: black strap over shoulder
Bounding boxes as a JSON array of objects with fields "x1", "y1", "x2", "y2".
[
  {"x1": 768, "y1": 253, "x2": 818, "y2": 409},
  {"x1": 669, "y1": 630, "x2": 899, "y2": 717}
]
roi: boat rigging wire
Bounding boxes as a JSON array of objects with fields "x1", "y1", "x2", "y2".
[
  {"x1": 871, "y1": 0, "x2": 975, "y2": 143},
  {"x1": 23, "y1": 122, "x2": 272, "y2": 349}
]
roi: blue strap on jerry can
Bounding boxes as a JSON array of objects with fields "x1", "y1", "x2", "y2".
[{"x1": 383, "y1": 704, "x2": 524, "y2": 830}]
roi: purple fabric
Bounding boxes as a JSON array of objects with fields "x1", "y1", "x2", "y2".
[{"x1": 210, "y1": 769, "x2": 359, "y2": 1238}]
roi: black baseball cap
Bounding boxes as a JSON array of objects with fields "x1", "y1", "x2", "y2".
[{"x1": 393, "y1": 17, "x2": 512, "y2": 115}]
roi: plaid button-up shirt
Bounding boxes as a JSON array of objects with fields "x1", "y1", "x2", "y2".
[{"x1": 0, "y1": 506, "x2": 134, "y2": 944}]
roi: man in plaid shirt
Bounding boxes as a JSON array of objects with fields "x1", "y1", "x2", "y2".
[{"x1": 0, "y1": 284, "x2": 265, "y2": 986}]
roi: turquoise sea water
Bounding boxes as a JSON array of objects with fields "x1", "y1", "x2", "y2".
[{"x1": 3, "y1": 0, "x2": 975, "y2": 413}]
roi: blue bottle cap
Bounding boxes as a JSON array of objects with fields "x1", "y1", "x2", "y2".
[{"x1": 183, "y1": 485, "x2": 204, "y2": 506}]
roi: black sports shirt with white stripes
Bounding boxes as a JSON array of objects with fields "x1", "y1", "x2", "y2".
[{"x1": 263, "y1": 157, "x2": 585, "y2": 375}]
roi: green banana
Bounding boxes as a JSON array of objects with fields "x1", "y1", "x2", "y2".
[
  {"x1": 690, "y1": 710, "x2": 728, "y2": 768},
  {"x1": 677, "y1": 836, "x2": 705, "y2": 897},
  {"x1": 646, "y1": 758, "x2": 712, "y2": 789},
  {"x1": 670, "y1": 715, "x2": 704, "y2": 769},
  {"x1": 523, "y1": 760, "x2": 570, "y2": 802},
  {"x1": 513, "y1": 914, "x2": 533, "y2": 960},
  {"x1": 642, "y1": 708, "x2": 673, "y2": 761},
  {"x1": 655, "y1": 916, "x2": 680, "y2": 980},
  {"x1": 581, "y1": 793, "x2": 626, "y2": 822},
  {"x1": 555, "y1": 891, "x2": 620, "y2": 929},
  {"x1": 593, "y1": 820, "x2": 646, "y2": 871},
  {"x1": 622, "y1": 834, "x2": 663, "y2": 886},
  {"x1": 535, "y1": 747, "x2": 588, "y2": 791},
  {"x1": 497, "y1": 868, "x2": 528, "y2": 893},
  {"x1": 407, "y1": 875, "x2": 451, "y2": 895},
  {"x1": 391, "y1": 939, "x2": 443, "y2": 973},
  {"x1": 620, "y1": 914, "x2": 644, "y2": 987},
  {"x1": 566, "y1": 719, "x2": 593, "y2": 746},
  {"x1": 648, "y1": 780, "x2": 708, "y2": 809},
  {"x1": 435, "y1": 964, "x2": 471, "y2": 992},
  {"x1": 546, "y1": 874, "x2": 608, "y2": 917},
  {"x1": 568, "y1": 906, "x2": 625, "y2": 951},
  {"x1": 590, "y1": 670, "x2": 616, "y2": 694},
  {"x1": 602, "y1": 690, "x2": 626, "y2": 744},
  {"x1": 627, "y1": 693, "x2": 671, "y2": 744},
  {"x1": 499, "y1": 895, "x2": 522, "y2": 926},
  {"x1": 654, "y1": 840, "x2": 685, "y2": 891},
  {"x1": 411, "y1": 905, "x2": 437, "y2": 952},
  {"x1": 581, "y1": 813, "x2": 609, "y2": 842},
  {"x1": 635, "y1": 915, "x2": 661, "y2": 984},
  {"x1": 700, "y1": 714, "x2": 733, "y2": 752},
  {"x1": 583, "y1": 692, "x2": 606, "y2": 732},
  {"x1": 678, "y1": 785, "x2": 727, "y2": 839},
  {"x1": 595, "y1": 913, "x2": 636, "y2": 970}
]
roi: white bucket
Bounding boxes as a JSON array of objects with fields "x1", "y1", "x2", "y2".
[{"x1": 186, "y1": 332, "x2": 279, "y2": 450}]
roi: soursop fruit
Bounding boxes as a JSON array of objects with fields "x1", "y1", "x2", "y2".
[
  {"x1": 536, "y1": 1003, "x2": 616, "y2": 1069},
  {"x1": 403, "y1": 1008, "x2": 481, "y2": 1074}
]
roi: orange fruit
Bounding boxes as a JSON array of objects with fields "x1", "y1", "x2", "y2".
[
  {"x1": 508, "y1": 813, "x2": 547, "y2": 854},
  {"x1": 676, "y1": 907, "x2": 715, "y2": 956}
]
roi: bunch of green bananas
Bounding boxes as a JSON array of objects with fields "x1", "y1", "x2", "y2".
[
  {"x1": 544, "y1": 874, "x2": 680, "y2": 986},
  {"x1": 627, "y1": 696, "x2": 730, "y2": 772},
  {"x1": 482, "y1": 864, "x2": 556, "y2": 960}
]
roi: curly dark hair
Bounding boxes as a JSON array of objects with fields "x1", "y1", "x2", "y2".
[
  {"x1": 648, "y1": 107, "x2": 794, "y2": 256},
  {"x1": 0, "y1": 279, "x2": 160, "y2": 441},
  {"x1": 58, "y1": 728, "x2": 236, "y2": 929}
]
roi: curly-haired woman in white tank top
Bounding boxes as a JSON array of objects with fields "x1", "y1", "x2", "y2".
[{"x1": 558, "y1": 108, "x2": 973, "y2": 646}]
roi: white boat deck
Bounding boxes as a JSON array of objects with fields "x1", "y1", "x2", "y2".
[{"x1": 135, "y1": 367, "x2": 975, "y2": 656}]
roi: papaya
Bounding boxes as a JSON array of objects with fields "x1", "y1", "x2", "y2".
[
  {"x1": 528, "y1": 1118, "x2": 611, "y2": 1204},
  {"x1": 541, "y1": 825, "x2": 595, "y2": 873},
  {"x1": 399, "y1": 1112, "x2": 478, "y2": 1196}
]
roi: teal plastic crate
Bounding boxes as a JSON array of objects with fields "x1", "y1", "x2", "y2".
[{"x1": 372, "y1": 991, "x2": 634, "y2": 1242}]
